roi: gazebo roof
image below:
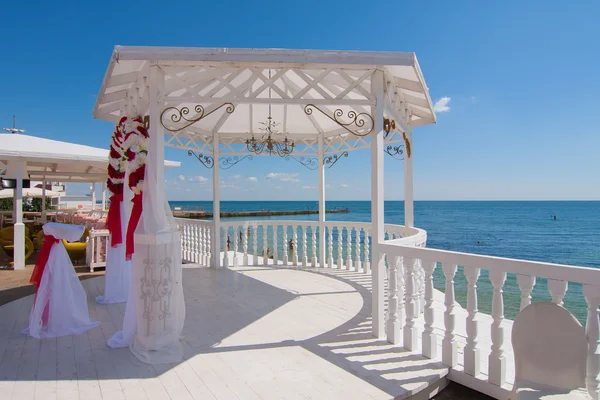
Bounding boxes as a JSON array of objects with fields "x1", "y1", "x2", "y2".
[
  {"x1": 93, "y1": 46, "x2": 436, "y2": 156},
  {"x1": 0, "y1": 134, "x2": 180, "y2": 182}
]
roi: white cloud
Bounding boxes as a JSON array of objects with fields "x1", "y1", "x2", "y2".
[
  {"x1": 178, "y1": 175, "x2": 186, "y2": 181},
  {"x1": 220, "y1": 183, "x2": 239, "y2": 189},
  {"x1": 433, "y1": 97, "x2": 451, "y2": 112},
  {"x1": 247, "y1": 177, "x2": 258, "y2": 182},
  {"x1": 325, "y1": 184, "x2": 331, "y2": 189},
  {"x1": 188, "y1": 175, "x2": 208, "y2": 183},
  {"x1": 302, "y1": 186, "x2": 316, "y2": 190},
  {"x1": 266, "y1": 172, "x2": 300, "y2": 183},
  {"x1": 339, "y1": 183, "x2": 349, "y2": 188},
  {"x1": 232, "y1": 175, "x2": 241, "y2": 180}
]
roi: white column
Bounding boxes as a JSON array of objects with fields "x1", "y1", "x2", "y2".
[
  {"x1": 13, "y1": 160, "x2": 26, "y2": 269},
  {"x1": 370, "y1": 69, "x2": 385, "y2": 338},
  {"x1": 101, "y1": 181, "x2": 107, "y2": 211},
  {"x1": 148, "y1": 66, "x2": 166, "y2": 214},
  {"x1": 403, "y1": 130, "x2": 414, "y2": 227},
  {"x1": 318, "y1": 133, "x2": 326, "y2": 267},
  {"x1": 91, "y1": 182, "x2": 97, "y2": 210},
  {"x1": 212, "y1": 132, "x2": 221, "y2": 268},
  {"x1": 41, "y1": 177, "x2": 47, "y2": 222}
]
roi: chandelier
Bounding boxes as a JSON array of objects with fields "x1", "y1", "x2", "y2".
[{"x1": 245, "y1": 69, "x2": 294, "y2": 157}]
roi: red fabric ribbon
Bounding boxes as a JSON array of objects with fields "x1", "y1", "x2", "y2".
[
  {"x1": 125, "y1": 193, "x2": 143, "y2": 261},
  {"x1": 106, "y1": 193, "x2": 124, "y2": 247},
  {"x1": 30, "y1": 234, "x2": 60, "y2": 327}
]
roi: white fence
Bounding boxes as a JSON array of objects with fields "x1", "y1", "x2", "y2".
[
  {"x1": 380, "y1": 240, "x2": 600, "y2": 399},
  {"x1": 87, "y1": 229, "x2": 110, "y2": 272}
]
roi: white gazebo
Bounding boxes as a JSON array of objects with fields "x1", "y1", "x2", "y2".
[
  {"x1": 93, "y1": 46, "x2": 435, "y2": 341},
  {"x1": 0, "y1": 133, "x2": 179, "y2": 269}
]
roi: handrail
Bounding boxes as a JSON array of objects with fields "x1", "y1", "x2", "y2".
[{"x1": 383, "y1": 240, "x2": 600, "y2": 286}]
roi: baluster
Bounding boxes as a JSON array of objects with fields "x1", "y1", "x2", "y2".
[
  {"x1": 442, "y1": 263, "x2": 458, "y2": 367},
  {"x1": 206, "y1": 225, "x2": 211, "y2": 266},
  {"x1": 282, "y1": 225, "x2": 288, "y2": 266},
  {"x1": 197, "y1": 225, "x2": 202, "y2": 264},
  {"x1": 232, "y1": 225, "x2": 239, "y2": 267},
  {"x1": 364, "y1": 229, "x2": 370, "y2": 274},
  {"x1": 200, "y1": 225, "x2": 206, "y2": 265},
  {"x1": 242, "y1": 224, "x2": 249, "y2": 265},
  {"x1": 355, "y1": 228, "x2": 362, "y2": 272},
  {"x1": 415, "y1": 260, "x2": 423, "y2": 314},
  {"x1": 273, "y1": 224, "x2": 278, "y2": 266},
  {"x1": 327, "y1": 226, "x2": 333, "y2": 268},
  {"x1": 422, "y1": 261, "x2": 437, "y2": 359},
  {"x1": 488, "y1": 270, "x2": 507, "y2": 386},
  {"x1": 516, "y1": 274, "x2": 536, "y2": 310},
  {"x1": 188, "y1": 224, "x2": 193, "y2": 263},
  {"x1": 95, "y1": 233, "x2": 100, "y2": 272},
  {"x1": 337, "y1": 226, "x2": 343, "y2": 269},
  {"x1": 386, "y1": 255, "x2": 404, "y2": 345},
  {"x1": 404, "y1": 257, "x2": 418, "y2": 350},
  {"x1": 293, "y1": 225, "x2": 299, "y2": 267},
  {"x1": 311, "y1": 225, "x2": 317, "y2": 267},
  {"x1": 548, "y1": 279, "x2": 568, "y2": 306},
  {"x1": 181, "y1": 224, "x2": 187, "y2": 262},
  {"x1": 89, "y1": 231, "x2": 96, "y2": 272},
  {"x1": 583, "y1": 284, "x2": 600, "y2": 399},
  {"x1": 346, "y1": 227, "x2": 353, "y2": 271},
  {"x1": 464, "y1": 266, "x2": 481, "y2": 376},
  {"x1": 302, "y1": 225, "x2": 308, "y2": 267},
  {"x1": 263, "y1": 225, "x2": 269, "y2": 266},
  {"x1": 222, "y1": 226, "x2": 229, "y2": 268},
  {"x1": 253, "y1": 225, "x2": 258, "y2": 266}
]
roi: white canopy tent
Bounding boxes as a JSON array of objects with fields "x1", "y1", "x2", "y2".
[
  {"x1": 0, "y1": 133, "x2": 180, "y2": 269},
  {"x1": 92, "y1": 46, "x2": 436, "y2": 361}
]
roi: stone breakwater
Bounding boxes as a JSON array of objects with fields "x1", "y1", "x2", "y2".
[{"x1": 172, "y1": 208, "x2": 350, "y2": 219}]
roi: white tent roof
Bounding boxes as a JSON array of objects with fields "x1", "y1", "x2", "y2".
[
  {"x1": 0, "y1": 134, "x2": 180, "y2": 182},
  {"x1": 0, "y1": 187, "x2": 61, "y2": 199},
  {"x1": 93, "y1": 46, "x2": 436, "y2": 156}
]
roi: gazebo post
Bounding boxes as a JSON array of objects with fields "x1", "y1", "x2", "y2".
[
  {"x1": 404, "y1": 130, "x2": 414, "y2": 227},
  {"x1": 318, "y1": 133, "x2": 326, "y2": 267},
  {"x1": 42, "y1": 176, "x2": 47, "y2": 222},
  {"x1": 370, "y1": 70, "x2": 386, "y2": 338},
  {"x1": 212, "y1": 132, "x2": 221, "y2": 269}
]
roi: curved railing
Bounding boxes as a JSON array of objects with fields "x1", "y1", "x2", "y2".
[{"x1": 174, "y1": 218, "x2": 426, "y2": 269}]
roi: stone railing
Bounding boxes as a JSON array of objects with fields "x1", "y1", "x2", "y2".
[
  {"x1": 217, "y1": 220, "x2": 426, "y2": 269},
  {"x1": 379, "y1": 240, "x2": 600, "y2": 399},
  {"x1": 175, "y1": 218, "x2": 213, "y2": 265}
]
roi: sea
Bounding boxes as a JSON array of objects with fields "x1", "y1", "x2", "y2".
[{"x1": 169, "y1": 200, "x2": 600, "y2": 323}]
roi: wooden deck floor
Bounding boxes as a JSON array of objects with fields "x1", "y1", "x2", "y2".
[{"x1": 0, "y1": 263, "x2": 451, "y2": 400}]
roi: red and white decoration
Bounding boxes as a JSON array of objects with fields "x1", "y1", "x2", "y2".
[
  {"x1": 106, "y1": 118, "x2": 127, "y2": 247},
  {"x1": 120, "y1": 117, "x2": 149, "y2": 261},
  {"x1": 23, "y1": 223, "x2": 100, "y2": 338}
]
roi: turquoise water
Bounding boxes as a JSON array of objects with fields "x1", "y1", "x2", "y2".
[{"x1": 170, "y1": 200, "x2": 600, "y2": 323}]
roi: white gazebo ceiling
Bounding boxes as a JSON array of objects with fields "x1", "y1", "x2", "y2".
[
  {"x1": 0, "y1": 134, "x2": 180, "y2": 182},
  {"x1": 93, "y1": 47, "x2": 436, "y2": 156}
]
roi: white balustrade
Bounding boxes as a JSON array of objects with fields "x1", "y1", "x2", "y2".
[
  {"x1": 233, "y1": 225, "x2": 239, "y2": 267},
  {"x1": 346, "y1": 227, "x2": 353, "y2": 271},
  {"x1": 548, "y1": 279, "x2": 568, "y2": 305},
  {"x1": 302, "y1": 225, "x2": 308, "y2": 267},
  {"x1": 292, "y1": 225, "x2": 298, "y2": 267},
  {"x1": 175, "y1": 218, "x2": 212, "y2": 266},
  {"x1": 584, "y1": 284, "x2": 600, "y2": 399},
  {"x1": 355, "y1": 228, "x2": 362, "y2": 272},
  {"x1": 311, "y1": 226, "x2": 317, "y2": 267},
  {"x1": 403, "y1": 257, "x2": 418, "y2": 351},
  {"x1": 364, "y1": 229, "x2": 370, "y2": 274},
  {"x1": 87, "y1": 229, "x2": 110, "y2": 272},
  {"x1": 263, "y1": 225, "x2": 269, "y2": 266},
  {"x1": 442, "y1": 263, "x2": 458, "y2": 367},
  {"x1": 517, "y1": 274, "x2": 536, "y2": 311},
  {"x1": 282, "y1": 225, "x2": 288, "y2": 266},
  {"x1": 327, "y1": 226, "x2": 333, "y2": 268},
  {"x1": 253, "y1": 224, "x2": 258, "y2": 266},
  {"x1": 273, "y1": 224, "x2": 279, "y2": 265},
  {"x1": 243, "y1": 223, "x2": 249, "y2": 265},
  {"x1": 337, "y1": 226, "x2": 343, "y2": 269},
  {"x1": 386, "y1": 255, "x2": 403, "y2": 345}
]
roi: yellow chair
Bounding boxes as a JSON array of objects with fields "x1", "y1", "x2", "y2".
[
  {"x1": 62, "y1": 228, "x2": 89, "y2": 264},
  {"x1": 3, "y1": 237, "x2": 35, "y2": 265},
  {"x1": 0, "y1": 226, "x2": 31, "y2": 251}
]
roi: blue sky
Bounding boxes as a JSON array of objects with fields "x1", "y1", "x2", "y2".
[{"x1": 2, "y1": 0, "x2": 599, "y2": 201}]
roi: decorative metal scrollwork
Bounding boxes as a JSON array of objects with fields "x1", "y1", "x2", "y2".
[
  {"x1": 285, "y1": 156, "x2": 318, "y2": 170},
  {"x1": 160, "y1": 103, "x2": 235, "y2": 132},
  {"x1": 219, "y1": 155, "x2": 253, "y2": 170},
  {"x1": 383, "y1": 118, "x2": 396, "y2": 136},
  {"x1": 384, "y1": 145, "x2": 404, "y2": 160},
  {"x1": 304, "y1": 104, "x2": 375, "y2": 137},
  {"x1": 188, "y1": 150, "x2": 214, "y2": 169},
  {"x1": 285, "y1": 151, "x2": 349, "y2": 170},
  {"x1": 324, "y1": 151, "x2": 348, "y2": 168},
  {"x1": 188, "y1": 150, "x2": 252, "y2": 170}
]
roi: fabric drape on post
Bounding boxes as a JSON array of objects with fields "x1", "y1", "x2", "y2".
[
  {"x1": 97, "y1": 176, "x2": 132, "y2": 304},
  {"x1": 108, "y1": 122, "x2": 185, "y2": 363}
]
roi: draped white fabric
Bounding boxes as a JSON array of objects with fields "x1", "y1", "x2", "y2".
[
  {"x1": 108, "y1": 144, "x2": 185, "y2": 364},
  {"x1": 22, "y1": 223, "x2": 100, "y2": 339},
  {"x1": 97, "y1": 183, "x2": 132, "y2": 304}
]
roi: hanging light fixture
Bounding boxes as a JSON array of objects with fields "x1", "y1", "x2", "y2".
[{"x1": 245, "y1": 69, "x2": 294, "y2": 157}]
